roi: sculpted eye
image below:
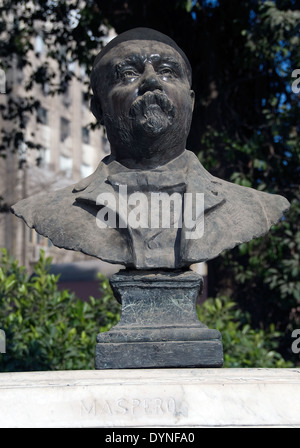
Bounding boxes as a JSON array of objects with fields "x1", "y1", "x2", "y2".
[
  {"x1": 160, "y1": 68, "x2": 172, "y2": 75},
  {"x1": 158, "y1": 67, "x2": 176, "y2": 79},
  {"x1": 121, "y1": 69, "x2": 139, "y2": 79}
]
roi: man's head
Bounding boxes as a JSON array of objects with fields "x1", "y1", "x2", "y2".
[{"x1": 90, "y1": 28, "x2": 195, "y2": 168}]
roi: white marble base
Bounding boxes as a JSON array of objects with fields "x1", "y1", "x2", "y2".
[{"x1": 0, "y1": 368, "x2": 299, "y2": 428}]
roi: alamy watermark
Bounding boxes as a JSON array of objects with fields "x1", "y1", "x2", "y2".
[
  {"x1": 291, "y1": 69, "x2": 300, "y2": 94},
  {"x1": 0, "y1": 329, "x2": 6, "y2": 354},
  {"x1": 0, "y1": 68, "x2": 6, "y2": 94},
  {"x1": 291, "y1": 329, "x2": 300, "y2": 355},
  {"x1": 95, "y1": 187, "x2": 204, "y2": 240}
]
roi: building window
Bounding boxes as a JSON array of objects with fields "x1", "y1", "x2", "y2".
[
  {"x1": 60, "y1": 117, "x2": 70, "y2": 142},
  {"x1": 62, "y1": 82, "x2": 71, "y2": 107},
  {"x1": 80, "y1": 65, "x2": 86, "y2": 78},
  {"x1": 41, "y1": 82, "x2": 50, "y2": 96},
  {"x1": 60, "y1": 154, "x2": 73, "y2": 178},
  {"x1": 37, "y1": 106, "x2": 48, "y2": 125},
  {"x1": 81, "y1": 91, "x2": 89, "y2": 107},
  {"x1": 82, "y1": 127, "x2": 90, "y2": 144},
  {"x1": 35, "y1": 35, "x2": 44, "y2": 55},
  {"x1": 36, "y1": 147, "x2": 50, "y2": 167}
]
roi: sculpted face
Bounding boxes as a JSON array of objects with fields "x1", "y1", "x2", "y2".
[{"x1": 92, "y1": 40, "x2": 195, "y2": 167}]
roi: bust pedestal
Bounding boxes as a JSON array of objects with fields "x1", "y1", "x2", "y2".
[{"x1": 95, "y1": 270, "x2": 223, "y2": 369}]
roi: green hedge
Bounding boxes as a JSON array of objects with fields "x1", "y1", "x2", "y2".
[
  {"x1": 0, "y1": 249, "x2": 293, "y2": 371},
  {"x1": 197, "y1": 297, "x2": 293, "y2": 368},
  {"x1": 0, "y1": 249, "x2": 120, "y2": 371}
]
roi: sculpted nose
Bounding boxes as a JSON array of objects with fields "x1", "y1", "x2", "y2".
[{"x1": 138, "y1": 65, "x2": 163, "y2": 95}]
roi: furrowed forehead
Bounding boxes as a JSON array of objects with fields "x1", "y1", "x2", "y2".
[
  {"x1": 92, "y1": 40, "x2": 192, "y2": 87},
  {"x1": 100, "y1": 41, "x2": 185, "y2": 67},
  {"x1": 115, "y1": 52, "x2": 185, "y2": 72}
]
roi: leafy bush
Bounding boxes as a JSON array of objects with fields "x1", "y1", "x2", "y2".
[
  {"x1": 0, "y1": 249, "x2": 120, "y2": 371},
  {"x1": 211, "y1": 199, "x2": 300, "y2": 363},
  {"x1": 0, "y1": 249, "x2": 295, "y2": 371},
  {"x1": 197, "y1": 297, "x2": 294, "y2": 368}
]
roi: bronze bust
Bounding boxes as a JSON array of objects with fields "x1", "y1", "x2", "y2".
[{"x1": 12, "y1": 28, "x2": 290, "y2": 270}]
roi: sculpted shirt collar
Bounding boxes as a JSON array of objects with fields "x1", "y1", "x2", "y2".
[
  {"x1": 74, "y1": 151, "x2": 188, "y2": 200},
  {"x1": 73, "y1": 149, "x2": 226, "y2": 214}
]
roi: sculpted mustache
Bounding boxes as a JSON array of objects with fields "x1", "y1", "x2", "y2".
[{"x1": 129, "y1": 91, "x2": 175, "y2": 118}]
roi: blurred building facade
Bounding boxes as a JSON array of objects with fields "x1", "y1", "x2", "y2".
[{"x1": 0, "y1": 32, "x2": 111, "y2": 272}]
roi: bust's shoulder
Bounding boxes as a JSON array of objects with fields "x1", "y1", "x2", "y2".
[
  {"x1": 184, "y1": 149, "x2": 290, "y2": 230},
  {"x1": 11, "y1": 155, "x2": 113, "y2": 224},
  {"x1": 208, "y1": 170, "x2": 290, "y2": 224},
  {"x1": 11, "y1": 183, "x2": 75, "y2": 228}
]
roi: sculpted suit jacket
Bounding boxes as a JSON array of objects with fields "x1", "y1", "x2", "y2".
[{"x1": 12, "y1": 150, "x2": 290, "y2": 269}]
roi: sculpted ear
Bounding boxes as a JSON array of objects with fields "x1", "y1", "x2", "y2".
[{"x1": 91, "y1": 95, "x2": 104, "y2": 125}]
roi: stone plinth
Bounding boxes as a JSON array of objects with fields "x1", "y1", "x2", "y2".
[
  {"x1": 0, "y1": 369, "x2": 300, "y2": 428},
  {"x1": 95, "y1": 270, "x2": 223, "y2": 369}
]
